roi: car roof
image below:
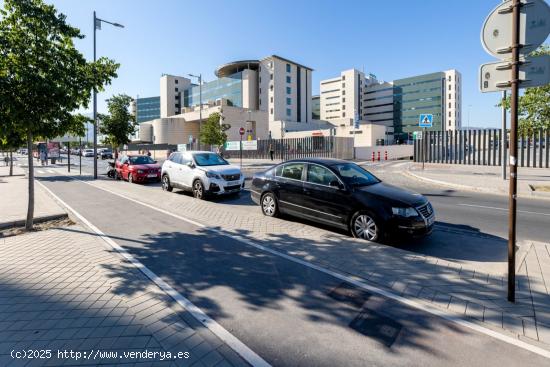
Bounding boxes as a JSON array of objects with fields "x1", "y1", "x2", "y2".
[{"x1": 282, "y1": 157, "x2": 350, "y2": 166}]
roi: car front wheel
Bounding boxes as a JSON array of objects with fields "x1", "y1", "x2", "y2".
[
  {"x1": 261, "y1": 192, "x2": 279, "y2": 217},
  {"x1": 350, "y1": 211, "x2": 382, "y2": 242},
  {"x1": 128, "y1": 173, "x2": 134, "y2": 184},
  {"x1": 193, "y1": 179, "x2": 205, "y2": 199},
  {"x1": 162, "y1": 175, "x2": 173, "y2": 192}
]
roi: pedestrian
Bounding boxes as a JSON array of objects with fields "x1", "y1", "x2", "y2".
[
  {"x1": 3, "y1": 155, "x2": 8, "y2": 167},
  {"x1": 39, "y1": 150, "x2": 45, "y2": 166},
  {"x1": 44, "y1": 149, "x2": 48, "y2": 165},
  {"x1": 269, "y1": 144, "x2": 274, "y2": 161}
]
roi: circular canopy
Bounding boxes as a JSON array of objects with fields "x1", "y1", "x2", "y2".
[{"x1": 214, "y1": 60, "x2": 260, "y2": 77}]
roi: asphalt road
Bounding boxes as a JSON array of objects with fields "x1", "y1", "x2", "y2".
[{"x1": 32, "y1": 169, "x2": 550, "y2": 367}]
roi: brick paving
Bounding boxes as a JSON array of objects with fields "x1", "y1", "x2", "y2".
[
  {"x1": 0, "y1": 217, "x2": 248, "y2": 365},
  {"x1": 87, "y1": 175, "x2": 550, "y2": 348}
]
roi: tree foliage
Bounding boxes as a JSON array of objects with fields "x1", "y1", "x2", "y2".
[
  {"x1": 98, "y1": 94, "x2": 136, "y2": 154},
  {"x1": 498, "y1": 45, "x2": 550, "y2": 136},
  {"x1": 0, "y1": 0, "x2": 119, "y2": 229},
  {"x1": 200, "y1": 112, "x2": 231, "y2": 148}
]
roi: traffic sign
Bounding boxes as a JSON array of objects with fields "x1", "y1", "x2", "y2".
[
  {"x1": 413, "y1": 131, "x2": 423, "y2": 140},
  {"x1": 188, "y1": 135, "x2": 193, "y2": 144},
  {"x1": 480, "y1": 54, "x2": 550, "y2": 92},
  {"x1": 481, "y1": 0, "x2": 550, "y2": 59},
  {"x1": 239, "y1": 127, "x2": 245, "y2": 136},
  {"x1": 419, "y1": 114, "x2": 433, "y2": 128}
]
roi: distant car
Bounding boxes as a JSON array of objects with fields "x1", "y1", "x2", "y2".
[
  {"x1": 82, "y1": 149, "x2": 94, "y2": 157},
  {"x1": 161, "y1": 151, "x2": 245, "y2": 199},
  {"x1": 115, "y1": 155, "x2": 161, "y2": 183},
  {"x1": 19, "y1": 148, "x2": 28, "y2": 155},
  {"x1": 71, "y1": 148, "x2": 81, "y2": 155},
  {"x1": 100, "y1": 149, "x2": 113, "y2": 159},
  {"x1": 250, "y1": 158, "x2": 435, "y2": 243},
  {"x1": 60, "y1": 148, "x2": 68, "y2": 154}
]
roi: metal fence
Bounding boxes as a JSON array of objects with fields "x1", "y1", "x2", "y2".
[
  {"x1": 222, "y1": 136, "x2": 354, "y2": 160},
  {"x1": 413, "y1": 129, "x2": 550, "y2": 168}
]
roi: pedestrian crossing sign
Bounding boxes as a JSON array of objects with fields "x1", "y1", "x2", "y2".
[{"x1": 419, "y1": 114, "x2": 433, "y2": 128}]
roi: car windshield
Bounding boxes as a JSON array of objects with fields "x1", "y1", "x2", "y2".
[
  {"x1": 333, "y1": 163, "x2": 380, "y2": 187},
  {"x1": 193, "y1": 153, "x2": 228, "y2": 167},
  {"x1": 129, "y1": 156, "x2": 155, "y2": 165}
]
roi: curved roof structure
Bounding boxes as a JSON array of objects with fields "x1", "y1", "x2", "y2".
[{"x1": 214, "y1": 60, "x2": 260, "y2": 77}]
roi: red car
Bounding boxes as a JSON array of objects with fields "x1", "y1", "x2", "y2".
[{"x1": 115, "y1": 155, "x2": 161, "y2": 183}]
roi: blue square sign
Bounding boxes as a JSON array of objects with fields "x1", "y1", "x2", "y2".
[{"x1": 419, "y1": 114, "x2": 433, "y2": 128}]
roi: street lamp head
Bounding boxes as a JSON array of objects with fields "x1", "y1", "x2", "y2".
[{"x1": 113, "y1": 23, "x2": 124, "y2": 28}]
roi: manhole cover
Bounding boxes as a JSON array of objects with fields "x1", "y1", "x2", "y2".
[
  {"x1": 328, "y1": 282, "x2": 371, "y2": 308},
  {"x1": 349, "y1": 310, "x2": 402, "y2": 347}
]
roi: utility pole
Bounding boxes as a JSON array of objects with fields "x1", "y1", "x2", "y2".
[
  {"x1": 502, "y1": 90, "x2": 507, "y2": 180},
  {"x1": 507, "y1": 0, "x2": 521, "y2": 303}
]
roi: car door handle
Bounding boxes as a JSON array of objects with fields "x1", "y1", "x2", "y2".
[{"x1": 303, "y1": 188, "x2": 311, "y2": 195}]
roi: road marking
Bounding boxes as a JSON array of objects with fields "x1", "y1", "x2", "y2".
[
  {"x1": 459, "y1": 203, "x2": 550, "y2": 217},
  {"x1": 36, "y1": 170, "x2": 45, "y2": 174},
  {"x1": 47, "y1": 169, "x2": 56, "y2": 174},
  {"x1": 35, "y1": 179, "x2": 271, "y2": 367},
  {"x1": 44, "y1": 173, "x2": 550, "y2": 359}
]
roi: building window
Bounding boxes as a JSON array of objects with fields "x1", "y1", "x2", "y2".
[
  {"x1": 270, "y1": 73, "x2": 273, "y2": 80},
  {"x1": 286, "y1": 108, "x2": 291, "y2": 116},
  {"x1": 342, "y1": 75, "x2": 345, "y2": 80},
  {"x1": 342, "y1": 105, "x2": 345, "y2": 110},
  {"x1": 448, "y1": 84, "x2": 451, "y2": 91},
  {"x1": 270, "y1": 85, "x2": 273, "y2": 91},
  {"x1": 449, "y1": 93, "x2": 451, "y2": 99},
  {"x1": 270, "y1": 108, "x2": 273, "y2": 114},
  {"x1": 286, "y1": 76, "x2": 291, "y2": 83},
  {"x1": 342, "y1": 112, "x2": 346, "y2": 117},
  {"x1": 342, "y1": 83, "x2": 345, "y2": 88},
  {"x1": 259, "y1": 77, "x2": 261, "y2": 83},
  {"x1": 448, "y1": 76, "x2": 451, "y2": 81},
  {"x1": 449, "y1": 102, "x2": 451, "y2": 108},
  {"x1": 286, "y1": 63, "x2": 291, "y2": 72},
  {"x1": 175, "y1": 79, "x2": 178, "y2": 84},
  {"x1": 259, "y1": 88, "x2": 261, "y2": 94},
  {"x1": 449, "y1": 120, "x2": 451, "y2": 126},
  {"x1": 175, "y1": 87, "x2": 178, "y2": 92},
  {"x1": 286, "y1": 97, "x2": 291, "y2": 105},
  {"x1": 270, "y1": 96, "x2": 273, "y2": 103},
  {"x1": 342, "y1": 90, "x2": 345, "y2": 95},
  {"x1": 259, "y1": 99, "x2": 261, "y2": 106},
  {"x1": 342, "y1": 98, "x2": 345, "y2": 103},
  {"x1": 286, "y1": 87, "x2": 291, "y2": 94},
  {"x1": 449, "y1": 111, "x2": 451, "y2": 117}
]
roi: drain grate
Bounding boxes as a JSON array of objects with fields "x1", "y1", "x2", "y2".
[
  {"x1": 327, "y1": 282, "x2": 372, "y2": 308},
  {"x1": 349, "y1": 310, "x2": 402, "y2": 347}
]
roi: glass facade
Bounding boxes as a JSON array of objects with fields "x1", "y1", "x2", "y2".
[
  {"x1": 312, "y1": 96, "x2": 320, "y2": 120},
  {"x1": 136, "y1": 96, "x2": 160, "y2": 123},
  {"x1": 393, "y1": 72, "x2": 444, "y2": 135},
  {"x1": 184, "y1": 71, "x2": 243, "y2": 108}
]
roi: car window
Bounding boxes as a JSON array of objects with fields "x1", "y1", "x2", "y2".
[
  {"x1": 169, "y1": 152, "x2": 181, "y2": 163},
  {"x1": 334, "y1": 163, "x2": 380, "y2": 187},
  {"x1": 307, "y1": 164, "x2": 338, "y2": 186},
  {"x1": 281, "y1": 163, "x2": 305, "y2": 181},
  {"x1": 193, "y1": 153, "x2": 228, "y2": 166},
  {"x1": 129, "y1": 156, "x2": 155, "y2": 165},
  {"x1": 275, "y1": 165, "x2": 284, "y2": 177},
  {"x1": 180, "y1": 153, "x2": 191, "y2": 165}
]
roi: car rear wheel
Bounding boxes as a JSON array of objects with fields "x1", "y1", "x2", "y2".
[
  {"x1": 162, "y1": 175, "x2": 173, "y2": 192},
  {"x1": 350, "y1": 211, "x2": 381, "y2": 242},
  {"x1": 261, "y1": 193, "x2": 279, "y2": 217},
  {"x1": 193, "y1": 179, "x2": 205, "y2": 199}
]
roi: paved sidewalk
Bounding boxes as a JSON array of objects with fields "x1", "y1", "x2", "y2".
[
  {"x1": 406, "y1": 163, "x2": 550, "y2": 199},
  {"x1": 85, "y1": 175, "x2": 550, "y2": 349},
  {"x1": 0, "y1": 174, "x2": 250, "y2": 366},
  {"x1": 0, "y1": 166, "x2": 66, "y2": 228}
]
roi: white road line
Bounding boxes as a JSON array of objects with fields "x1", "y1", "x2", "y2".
[
  {"x1": 51, "y1": 173, "x2": 550, "y2": 359},
  {"x1": 36, "y1": 179, "x2": 270, "y2": 367},
  {"x1": 459, "y1": 203, "x2": 550, "y2": 217},
  {"x1": 47, "y1": 169, "x2": 56, "y2": 174},
  {"x1": 36, "y1": 170, "x2": 45, "y2": 174}
]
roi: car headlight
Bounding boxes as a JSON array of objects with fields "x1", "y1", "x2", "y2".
[
  {"x1": 205, "y1": 171, "x2": 221, "y2": 179},
  {"x1": 392, "y1": 207, "x2": 418, "y2": 217},
  {"x1": 137, "y1": 169, "x2": 144, "y2": 174}
]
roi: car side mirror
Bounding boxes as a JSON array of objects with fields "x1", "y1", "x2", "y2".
[
  {"x1": 154, "y1": 160, "x2": 158, "y2": 164},
  {"x1": 187, "y1": 161, "x2": 195, "y2": 168}
]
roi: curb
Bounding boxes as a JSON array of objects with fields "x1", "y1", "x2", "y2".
[{"x1": 0, "y1": 213, "x2": 69, "y2": 230}]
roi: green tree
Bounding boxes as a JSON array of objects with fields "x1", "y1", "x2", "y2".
[
  {"x1": 498, "y1": 45, "x2": 550, "y2": 136},
  {"x1": 98, "y1": 94, "x2": 136, "y2": 158},
  {"x1": 0, "y1": 0, "x2": 119, "y2": 230},
  {"x1": 200, "y1": 112, "x2": 231, "y2": 149}
]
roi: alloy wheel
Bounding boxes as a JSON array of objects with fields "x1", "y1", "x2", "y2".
[
  {"x1": 193, "y1": 180, "x2": 203, "y2": 199},
  {"x1": 262, "y1": 195, "x2": 276, "y2": 216},
  {"x1": 128, "y1": 173, "x2": 133, "y2": 183},
  {"x1": 353, "y1": 214, "x2": 378, "y2": 241}
]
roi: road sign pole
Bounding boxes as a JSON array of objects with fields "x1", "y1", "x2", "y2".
[
  {"x1": 422, "y1": 127, "x2": 426, "y2": 170},
  {"x1": 240, "y1": 134, "x2": 243, "y2": 168},
  {"x1": 502, "y1": 90, "x2": 507, "y2": 180},
  {"x1": 507, "y1": 0, "x2": 521, "y2": 303}
]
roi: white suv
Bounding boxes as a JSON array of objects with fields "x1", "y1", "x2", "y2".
[{"x1": 161, "y1": 151, "x2": 245, "y2": 199}]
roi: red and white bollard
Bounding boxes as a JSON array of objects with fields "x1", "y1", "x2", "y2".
[
  {"x1": 372, "y1": 151, "x2": 375, "y2": 162},
  {"x1": 385, "y1": 151, "x2": 388, "y2": 160},
  {"x1": 377, "y1": 151, "x2": 381, "y2": 161}
]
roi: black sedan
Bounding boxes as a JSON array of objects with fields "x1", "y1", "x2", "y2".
[{"x1": 250, "y1": 158, "x2": 434, "y2": 242}]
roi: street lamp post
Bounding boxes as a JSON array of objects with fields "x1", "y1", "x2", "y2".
[
  {"x1": 93, "y1": 11, "x2": 124, "y2": 179},
  {"x1": 188, "y1": 74, "x2": 202, "y2": 150}
]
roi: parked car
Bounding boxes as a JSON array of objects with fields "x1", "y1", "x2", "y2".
[
  {"x1": 161, "y1": 151, "x2": 245, "y2": 199},
  {"x1": 100, "y1": 149, "x2": 113, "y2": 159},
  {"x1": 18, "y1": 148, "x2": 28, "y2": 155},
  {"x1": 71, "y1": 148, "x2": 81, "y2": 155},
  {"x1": 250, "y1": 158, "x2": 435, "y2": 243},
  {"x1": 82, "y1": 149, "x2": 95, "y2": 157},
  {"x1": 115, "y1": 155, "x2": 161, "y2": 183}
]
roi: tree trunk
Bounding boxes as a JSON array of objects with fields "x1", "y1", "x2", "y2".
[
  {"x1": 26, "y1": 132, "x2": 34, "y2": 230},
  {"x1": 9, "y1": 150, "x2": 13, "y2": 176}
]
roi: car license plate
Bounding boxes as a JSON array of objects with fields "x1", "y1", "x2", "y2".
[
  {"x1": 147, "y1": 174, "x2": 157, "y2": 178},
  {"x1": 226, "y1": 180, "x2": 240, "y2": 186},
  {"x1": 427, "y1": 216, "x2": 435, "y2": 226}
]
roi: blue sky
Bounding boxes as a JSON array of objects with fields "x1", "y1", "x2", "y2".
[{"x1": 42, "y1": 0, "x2": 549, "y2": 127}]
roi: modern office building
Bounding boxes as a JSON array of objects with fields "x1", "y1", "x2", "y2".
[
  {"x1": 311, "y1": 95, "x2": 320, "y2": 120},
  {"x1": 160, "y1": 74, "x2": 191, "y2": 118},
  {"x1": 131, "y1": 96, "x2": 161, "y2": 123}
]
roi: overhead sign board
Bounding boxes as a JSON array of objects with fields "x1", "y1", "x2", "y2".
[
  {"x1": 177, "y1": 144, "x2": 187, "y2": 152},
  {"x1": 419, "y1": 114, "x2": 433, "y2": 128},
  {"x1": 480, "y1": 54, "x2": 550, "y2": 92},
  {"x1": 225, "y1": 141, "x2": 240, "y2": 151},
  {"x1": 481, "y1": 0, "x2": 550, "y2": 59},
  {"x1": 225, "y1": 140, "x2": 258, "y2": 151}
]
